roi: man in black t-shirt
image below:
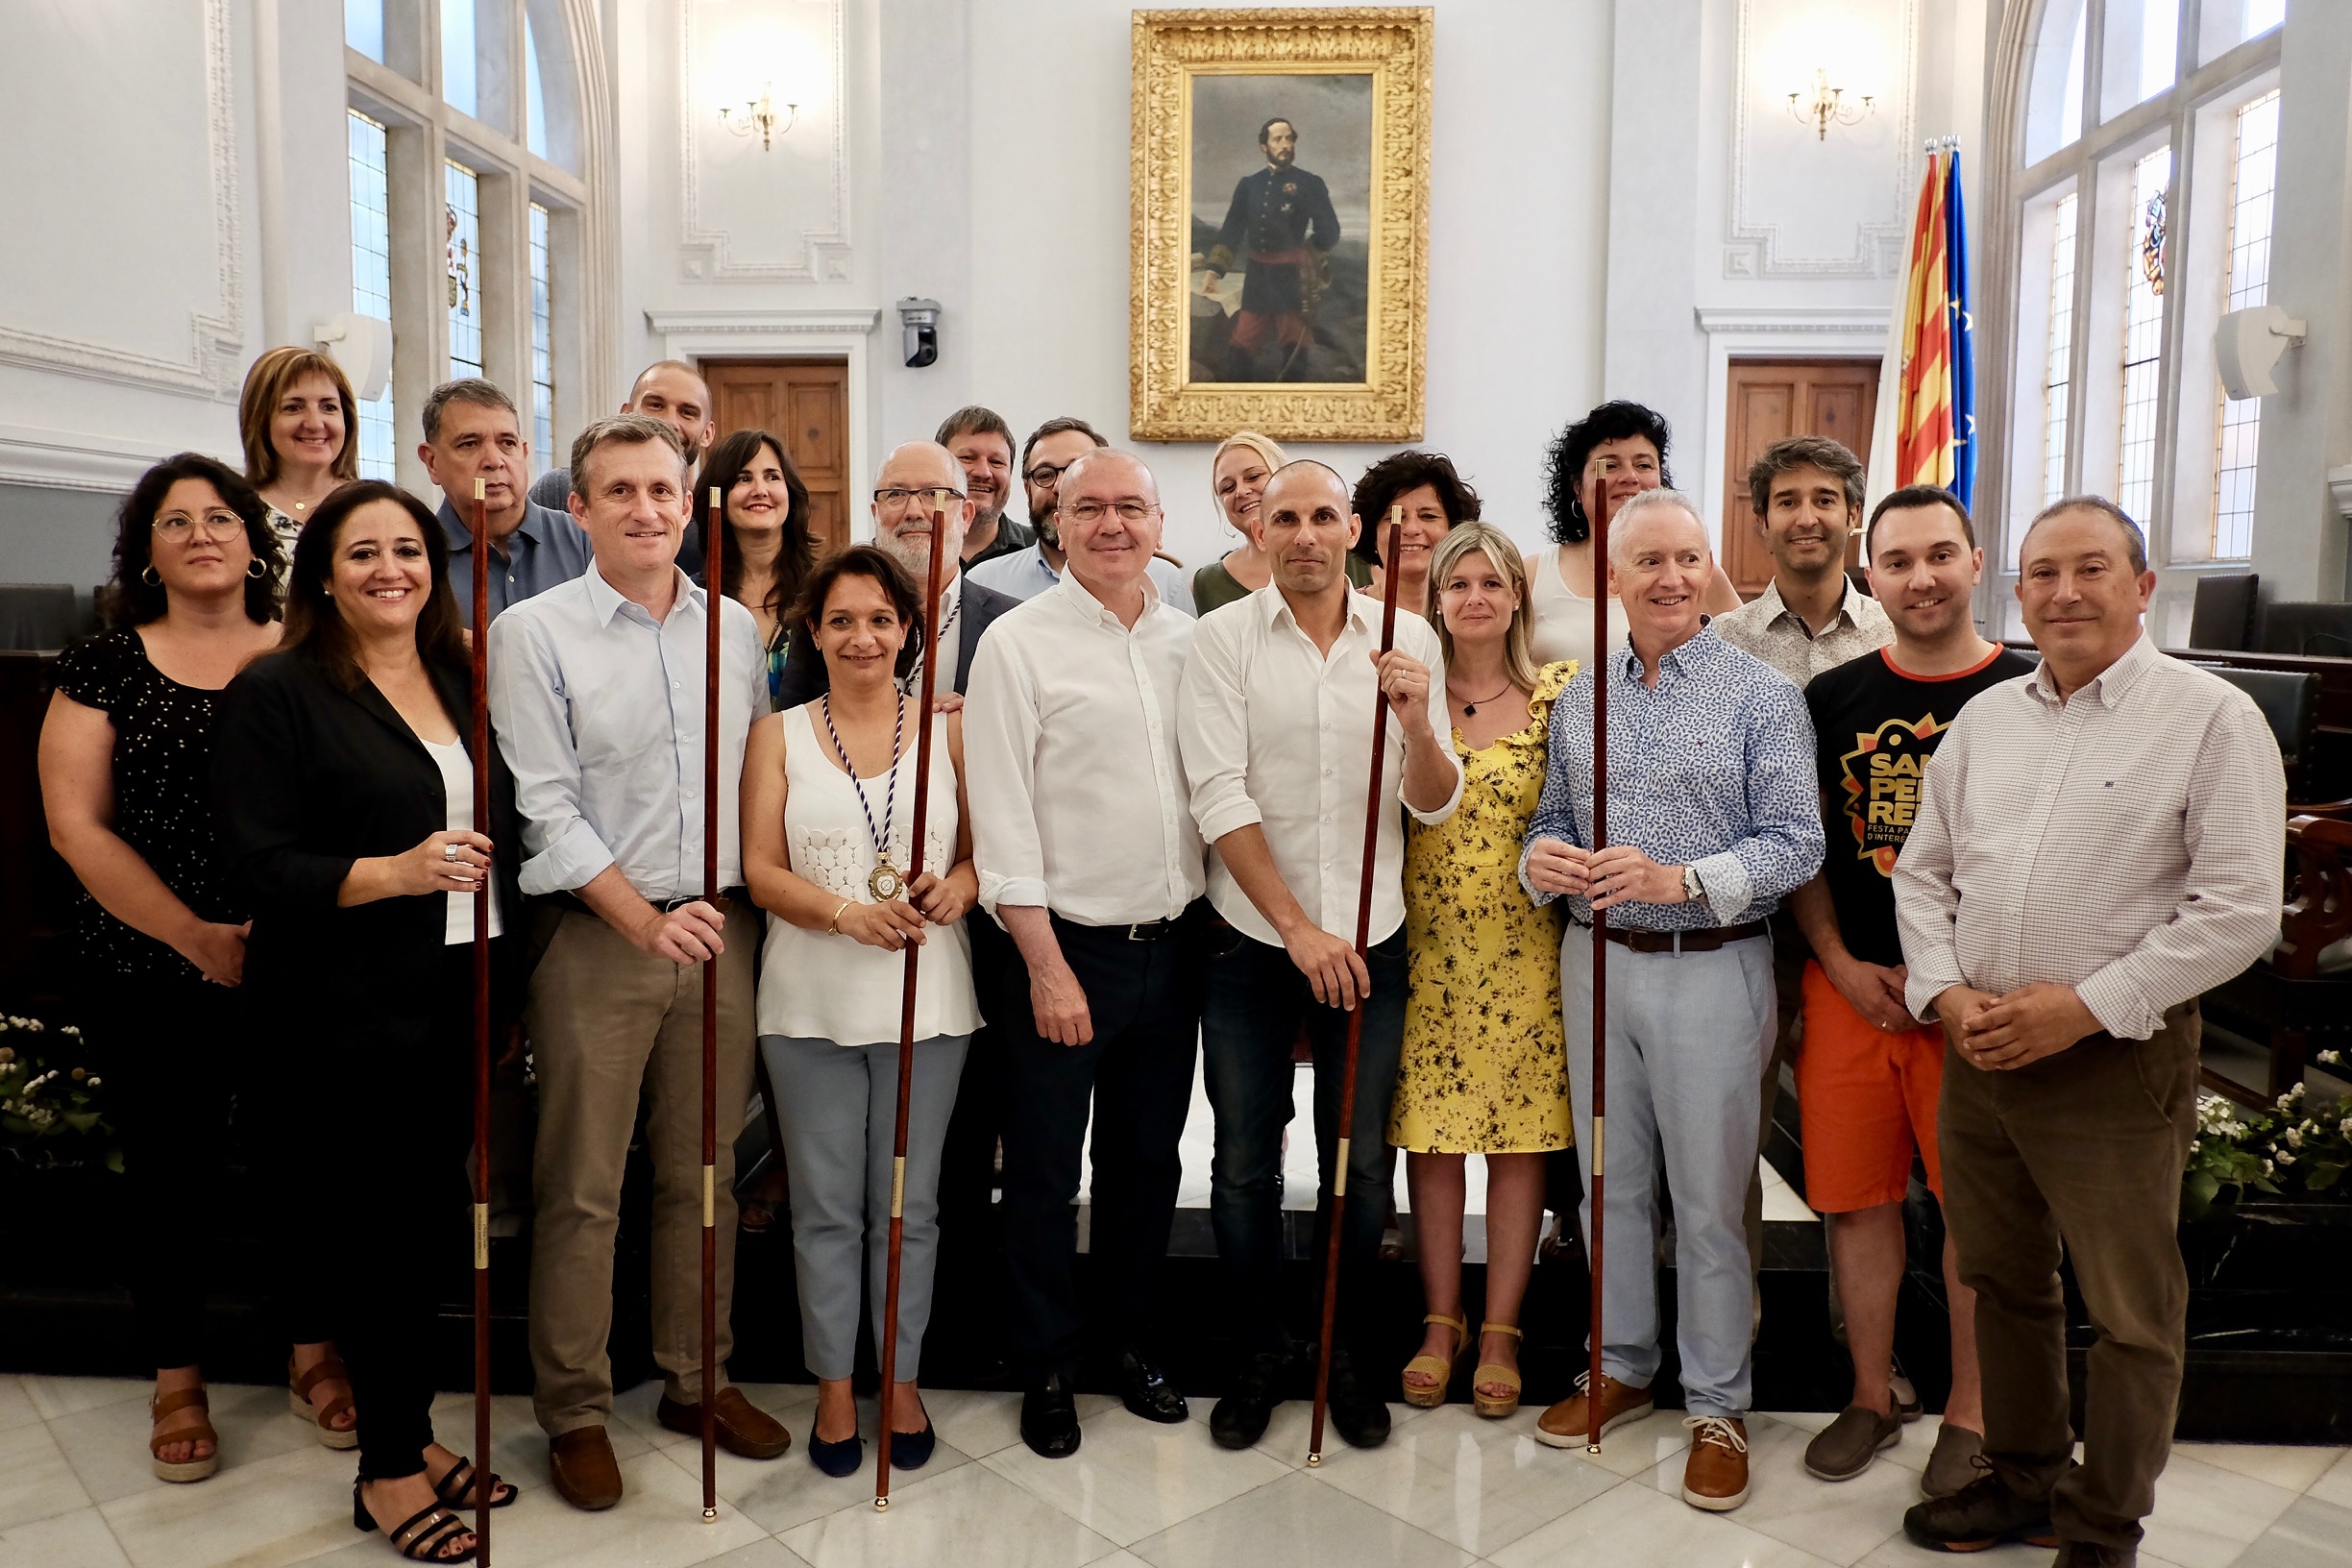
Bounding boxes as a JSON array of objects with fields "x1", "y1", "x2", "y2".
[{"x1": 1788, "y1": 485, "x2": 2034, "y2": 1497}]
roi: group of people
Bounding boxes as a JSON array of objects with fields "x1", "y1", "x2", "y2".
[{"x1": 34, "y1": 346, "x2": 2286, "y2": 1568}]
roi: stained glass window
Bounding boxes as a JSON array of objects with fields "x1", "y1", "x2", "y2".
[
  {"x1": 530, "y1": 203, "x2": 554, "y2": 463},
  {"x1": 2117, "y1": 146, "x2": 2170, "y2": 526},
  {"x1": 446, "y1": 160, "x2": 483, "y2": 380},
  {"x1": 348, "y1": 110, "x2": 397, "y2": 481},
  {"x1": 2212, "y1": 91, "x2": 2281, "y2": 559}
]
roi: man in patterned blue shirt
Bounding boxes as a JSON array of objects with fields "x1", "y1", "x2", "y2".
[{"x1": 1519, "y1": 488, "x2": 1824, "y2": 1512}]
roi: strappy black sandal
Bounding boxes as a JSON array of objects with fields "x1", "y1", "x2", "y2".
[
  {"x1": 352, "y1": 1480, "x2": 478, "y2": 1563},
  {"x1": 430, "y1": 1456, "x2": 517, "y2": 1509}
]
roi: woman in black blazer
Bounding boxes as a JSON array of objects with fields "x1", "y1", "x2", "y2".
[{"x1": 214, "y1": 480, "x2": 520, "y2": 1565}]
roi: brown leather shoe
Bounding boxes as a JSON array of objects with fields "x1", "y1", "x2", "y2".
[
  {"x1": 550, "y1": 1425, "x2": 624, "y2": 1511},
  {"x1": 1533, "y1": 1371, "x2": 1654, "y2": 1449},
  {"x1": 657, "y1": 1386, "x2": 793, "y2": 1460},
  {"x1": 1681, "y1": 1416, "x2": 1751, "y2": 1510}
]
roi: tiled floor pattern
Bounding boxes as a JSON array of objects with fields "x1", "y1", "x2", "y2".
[{"x1": 5, "y1": 1373, "x2": 2343, "y2": 1568}]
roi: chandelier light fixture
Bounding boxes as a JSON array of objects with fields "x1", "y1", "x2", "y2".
[
  {"x1": 1788, "y1": 67, "x2": 1874, "y2": 140},
  {"x1": 720, "y1": 83, "x2": 797, "y2": 151}
]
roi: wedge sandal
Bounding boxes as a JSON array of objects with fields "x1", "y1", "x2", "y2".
[
  {"x1": 290, "y1": 1352, "x2": 359, "y2": 1450},
  {"x1": 149, "y1": 1387, "x2": 219, "y2": 1482},
  {"x1": 1471, "y1": 1323, "x2": 1524, "y2": 1419},
  {"x1": 1400, "y1": 1313, "x2": 1467, "y2": 1409}
]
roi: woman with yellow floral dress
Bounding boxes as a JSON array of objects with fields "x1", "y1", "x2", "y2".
[{"x1": 1388, "y1": 522, "x2": 1574, "y2": 1419}]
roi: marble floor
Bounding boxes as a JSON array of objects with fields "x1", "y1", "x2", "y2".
[{"x1": 5, "y1": 1372, "x2": 2344, "y2": 1568}]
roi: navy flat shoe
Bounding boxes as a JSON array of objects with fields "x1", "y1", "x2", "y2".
[
  {"x1": 807, "y1": 1429, "x2": 863, "y2": 1478},
  {"x1": 888, "y1": 1422, "x2": 935, "y2": 1471}
]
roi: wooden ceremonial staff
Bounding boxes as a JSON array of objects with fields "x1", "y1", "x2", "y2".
[
  {"x1": 875, "y1": 496, "x2": 950, "y2": 1511},
  {"x1": 700, "y1": 489, "x2": 723, "y2": 1521},
  {"x1": 1307, "y1": 508, "x2": 1406, "y2": 1468},
  {"x1": 469, "y1": 480, "x2": 494, "y2": 1564},
  {"x1": 1585, "y1": 476, "x2": 1611, "y2": 1456}
]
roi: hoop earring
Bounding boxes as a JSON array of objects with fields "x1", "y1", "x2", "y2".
[
  {"x1": 141, "y1": 566, "x2": 161, "y2": 587},
  {"x1": 247, "y1": 557, "x2": 267, "y2": 579}
]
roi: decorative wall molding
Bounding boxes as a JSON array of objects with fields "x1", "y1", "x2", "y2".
[
  {"x1": 0, "y1": 423, "x2": 182, "y2": 493},
  {"x1": 1697, "y1": 306, "x2": 1893, "y2": 335},
  {"x1": 0, "y1": 0, "x2": 244, "y2": 399},
  {"x1": 678, "y1": 0, "x2": 851, "y2": 282},
  {"x1": 645, "y1": 307, "x2": 880, "y2": 335},
  {"x1": 2328, "y1": 465, "x2": 2352, "y2": 522},
  {"x1": 1725, "y1": 0, "x2": 1918, "y2": 280}
]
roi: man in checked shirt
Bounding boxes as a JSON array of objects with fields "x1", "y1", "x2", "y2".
[
  {"x1": 1521, "y1": 488, "x2": 1825, "y2": 1511},
  {"x1": 1895, "y1": 498, "x2": 2284, "y2": 1568}
]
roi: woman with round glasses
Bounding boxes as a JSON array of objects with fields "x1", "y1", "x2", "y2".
[{"x1": 38, "y1": 454, "x2": 286, "y2": 1483}]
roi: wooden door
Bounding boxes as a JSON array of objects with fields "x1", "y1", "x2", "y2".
[
  {"x1": 1721, "y1": 358, "x2": 1878, "y2": 599},
  {"x1": 701, "y1": 356, "x2": 852, "y2": 555}
]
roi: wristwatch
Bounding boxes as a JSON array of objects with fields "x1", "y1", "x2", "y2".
[{"x1": 1680, "y1": 865, "x2": 1706, "y2": 906}]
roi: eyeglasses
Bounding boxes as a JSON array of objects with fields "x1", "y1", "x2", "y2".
[
  {"x1": 152, "y1": 510, "x2": 247, "y2": 542},
  {"x1": 1060, "y1": 500, "x2": 1157, "y2": 525},
  {"x1": 1024, "y1": 462, "x2": 1071, "y2": 488},
  {"x1": 872, "y1": 486, "x2": 966, "y2": 510}
]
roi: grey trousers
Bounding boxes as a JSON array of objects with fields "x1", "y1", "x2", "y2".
[
  {"x1": 761, "y1": 1034, "x2": 969, "y2": 1382},
  {"x1": 1564, "y1": 930, "x2": 1776, "y2": 1418}
]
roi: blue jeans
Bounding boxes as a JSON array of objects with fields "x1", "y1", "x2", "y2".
[
  {"x1": 1200, "y1": 924, "x2": 1408, "y2": 1358},
  {"x1": 1564, "y1": 929, "x2": 1774, "y2": 1419}
]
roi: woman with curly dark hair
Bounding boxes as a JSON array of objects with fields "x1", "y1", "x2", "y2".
[
  {"x1": 37, "y1": 453, "x2": 286, "y2": 1485},
  {"x1": 1348, "y1": 450, "x2": 1482, "y2": 617},
  {"x1": 1528, "y1": 401, "x2": 1740, "y2": 668}
]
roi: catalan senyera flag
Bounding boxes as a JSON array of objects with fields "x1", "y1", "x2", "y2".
[
  {"x1": 1944, "y1": 148, "x2": 1977, "y2": 510},
  {"x1": 1895, "y1": 147, "x2": 1956, "y2": 493}
]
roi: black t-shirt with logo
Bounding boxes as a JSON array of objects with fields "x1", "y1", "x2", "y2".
[{"x1": 1804, "y1": 645, "x2": 2037, "y2": 968}]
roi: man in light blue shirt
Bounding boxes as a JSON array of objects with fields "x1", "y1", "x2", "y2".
[
  {"x1": 1519, "y1": 488, "x2": 1823, "y2": 1511},
  {"x1": 489, "y1": 413, "x2": 787, "y2": 1507},
  {"x1": 418, "y1": 378, "x2": 593, "y2": 626}
]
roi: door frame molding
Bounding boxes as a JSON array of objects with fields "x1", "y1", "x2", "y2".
[
  {"x1": 645, "y1": 307, "x2": 878, "y2": 543},
  {"x1": 1697, "y1": 306, "x2": 1888, "y2": 548}
]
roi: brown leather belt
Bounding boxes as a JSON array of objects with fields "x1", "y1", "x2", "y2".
[{"x1": 1574, "y1": 918, "x2": 1769, "y2": 954}]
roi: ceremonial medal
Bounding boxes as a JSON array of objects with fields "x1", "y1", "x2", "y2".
[{"x1": 821, "y1": 694, "x2": 912, "y2": 908}]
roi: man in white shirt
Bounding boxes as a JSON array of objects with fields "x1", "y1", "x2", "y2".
[
  {"x1": 1894, "y1": 498, "x2": 2283, "y2": 1568},
  {"x1": 968, "y1": 416, "x2": 1196, "y2": 614},
  {"x1": 489, "y1": 415, "x2": 788, "y2": 1509},
  {"x1": 1178, "y1": 459, "x2": 1462, "y2": 1452},
  {"x1": 966, "y1": 450, "x2": 1208, "y2": 1459}
]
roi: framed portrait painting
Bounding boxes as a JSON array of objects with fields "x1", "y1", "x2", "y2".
[{"x1": 1130, "y1": 8, "x2": 1432, "y2": 442}]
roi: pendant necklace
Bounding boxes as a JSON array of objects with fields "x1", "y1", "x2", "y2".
[
  {"x1": 896, "y1": 587, "x2": 962, "y2": 696},
  {"x1": 1448, "y1": 680, "x2": 1511, "y2": 717},
  {"x1": 820, "y1": 693, "x2": 910, "y2": 902}
]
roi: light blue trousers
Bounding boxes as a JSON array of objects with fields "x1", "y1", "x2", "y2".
[
  {"x1": 760, "y1": 1034, "x2": 969, "y2": 1383},
  {"x1": 1563, "y1": 931, "x2": 1774, "y2": 1419}
]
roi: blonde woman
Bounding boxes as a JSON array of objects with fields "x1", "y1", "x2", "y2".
[
  {"x1": 1388, "y1": 523, "x2": 1573, "y2": 1419},
  {"x1": 238, "y1": 347, "x2": 363, "y2": 551},
  {"x1": 1189, "y1": 431, "x2": 1372, "y2": 615}
]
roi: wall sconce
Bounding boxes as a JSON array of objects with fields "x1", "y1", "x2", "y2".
[
  {"x1": 1788, "y1": 68, "x2": 1874, "y2": 140},
  {"x1": 720, "y1": 84, "x2": 797, "y2": 151}
]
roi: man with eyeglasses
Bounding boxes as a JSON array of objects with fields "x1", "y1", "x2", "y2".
[
  {"x1": 771, "y1": 441, "x2": 1022, "y2": 710},
  {"x1": 969, "y1": 416, "x2": 1196, "y2": 615},
  {"x1": 966, "y1": 449, "x2": 1209, "y2": 1457}
]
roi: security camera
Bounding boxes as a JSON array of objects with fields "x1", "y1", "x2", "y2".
[{"x1": 897, "y1": 298, "x2": 941, "y2": 368}]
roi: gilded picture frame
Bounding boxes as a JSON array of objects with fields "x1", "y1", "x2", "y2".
[{"x1": 1130, "y1": 8, "x2": 1433, "y2": 442}]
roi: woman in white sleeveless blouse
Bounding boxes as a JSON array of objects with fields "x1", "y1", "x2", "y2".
[{"x1": 743, "y1": 546, "x2": 980, "y2": 1479}]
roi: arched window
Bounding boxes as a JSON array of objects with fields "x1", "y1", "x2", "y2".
[
  {"x1": 1987, "y1": 0, "x2": 2284, "y2": 628},
  {"x1": 342, "y1": 0, "x2": 608, "y2": 491}
]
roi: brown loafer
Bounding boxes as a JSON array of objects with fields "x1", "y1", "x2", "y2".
[
  {"x1": 550, "y1": 1425, "x2": 624, "y2": 1511},
  {"x1": 657, "y1": 1386, "x2": 793, "y2": 1460}
]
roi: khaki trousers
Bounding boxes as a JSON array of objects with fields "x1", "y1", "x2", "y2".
[
  {"x1": 1939, "y1": 1002, "x2": 2199, "y2": 1552},
  {"x1": 526, "y1": 902, "x2": 758, "y2": 1436}
]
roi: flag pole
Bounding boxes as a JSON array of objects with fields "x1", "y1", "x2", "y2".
[
  {"x1": 875, "y1": 497, "x2": 949, "y2": 1510},
  {"x1": 1306, "y1": 507, "x2": 1406, "y2": 1468},
  {"x1": 469, "y1": 478, "x2": 494, "y2": 1563},
  {"x1": 1585, "y1": 477, "x2": 1611, "y2": 1455}
]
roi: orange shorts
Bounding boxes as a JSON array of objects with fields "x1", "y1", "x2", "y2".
[{"x1": 1795, "y1": 960, "x2": 1947, "y2": 1212}]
